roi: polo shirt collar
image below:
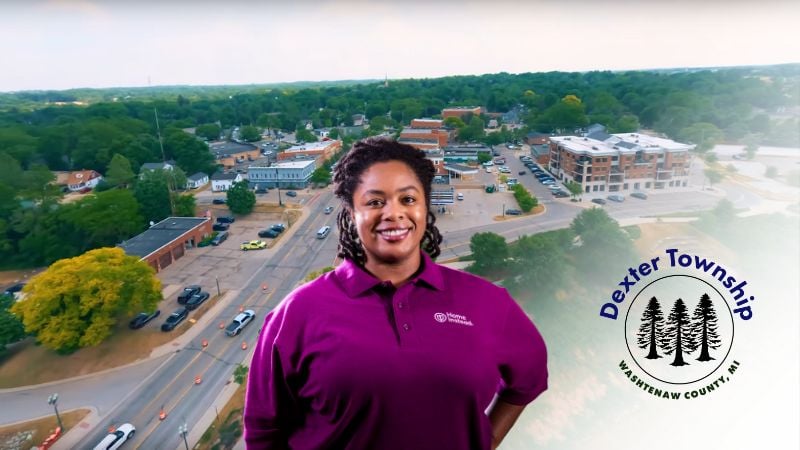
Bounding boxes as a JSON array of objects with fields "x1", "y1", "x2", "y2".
[{"x1": 335, "y1": 251, "x2": 445, "y2": 297}]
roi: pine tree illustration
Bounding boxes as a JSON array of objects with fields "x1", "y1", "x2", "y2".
[
  {"x1": 636, "y1": 296, "x2": 665, "y2": 359},
  {"x1": 659, "y1": 298, "x2": 696, "y2": 367},
  {"x1": 687, "y1": 293, "x2": 722, "y2": 361}
]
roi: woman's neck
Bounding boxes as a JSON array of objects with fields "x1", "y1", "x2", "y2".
[{"x1": 364, "y1": 252, "x2": 422, "y2": 287}]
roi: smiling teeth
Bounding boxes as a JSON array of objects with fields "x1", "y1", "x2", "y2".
[{"x1": 380, "y1": 229, "x2": 407, "y2": 236}]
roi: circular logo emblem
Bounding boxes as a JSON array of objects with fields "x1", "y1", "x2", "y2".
[
  {"x1": 434, "y1": 313, "x2": 447, "y2": 323},
  {"x1": 624, "y1": 275, "x2": 734, "y2": 385}
]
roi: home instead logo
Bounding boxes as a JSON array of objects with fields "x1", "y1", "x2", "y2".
[{"x1": 599, "y1": 248, "x2": 755, "y2": 400}]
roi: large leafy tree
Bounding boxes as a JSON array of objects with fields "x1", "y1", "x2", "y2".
[
  {"x1": 239, "y1": 125, "x2": 261, "y2": 142},
  {"x1": 10, "y1": 247, "x2": 162, "y2": 353},
  {"x1": 226, "y1": 181, "x2": 256, "y2": 215},
  {"x1": 0, "y1": 294, "x2": 26, "y2": 356},
  {"x1": 564, "y1": 180, "x2": 583, "y2": 200},
  {"x1": 173, "y1": 193, "x2": 197, "y2": 217},
  {"x1": 105, "y1": 153, "x2": 135, "y2": 188},
  {"x1": 659, "y1": 298, "x2": 695, "y2": 367},
  {"x1": 135, "y1": 169, "x2": 172, "y2": 223},
  {"x1": 505, "y1": 232, "x2": 569, "y2": 299},
  {"x1": 60, "y1": 189, "x2": 145, "y2": 250},
  {"x1": 570, "y1": 208, "x2": 635, "y2": 278},
  {"x1": 468, "y1": 232, "x2": 508, "y2": 275},
  {"x1": 163, "y1": 128, "x2": 215, "y2": 175},
  {"x1": 687, "y1": 293, "x2": 722, "y2": 361},
  {"x1": 310, "y1": 167, "x2": 331, "y2": 186},
  {"x1": 636, "y1": 297, "x2": 665, "y2": 359},
  {"x1": 195, "y1": 123, "x2": 221, "y2": 141}
]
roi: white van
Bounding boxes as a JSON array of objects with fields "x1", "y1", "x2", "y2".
[{"x1": 317, "y1": 226, "x2": 331, "y2": 239}]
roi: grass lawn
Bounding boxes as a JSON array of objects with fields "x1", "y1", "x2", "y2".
[
  {"x1": 0, "y1": 408, "x2": 89, "y2": 450},
  {"x1": 197, "y1": 384, "x2": 246, "y2": 450}
]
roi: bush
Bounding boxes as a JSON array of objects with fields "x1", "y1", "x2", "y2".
[{"x1": 511, "y1": 184, "x2": 538, "y2": 212}]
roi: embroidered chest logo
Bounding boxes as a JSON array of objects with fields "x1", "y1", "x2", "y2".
[{"x1": 434, "y1": 312, "x2": 474, "y2": 327}]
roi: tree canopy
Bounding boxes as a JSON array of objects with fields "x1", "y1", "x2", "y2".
[
  {"x1": 226, "y1": 181, "x2": 256, "y2": 215},
  {"x1": 10, "y1": 247, "x2": 162, "y2": 353}
]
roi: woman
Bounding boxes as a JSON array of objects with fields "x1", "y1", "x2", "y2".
[{"x1": 244, "y1": 138, "x2": 547, "y2": 449}]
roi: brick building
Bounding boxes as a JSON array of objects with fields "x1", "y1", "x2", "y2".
[
  {"x1": 441, "y1": 106, "x2": 482, "y2": 120},
  {"x1": 210, "y1": 142, "x2": 261, "y2": 169},
  {"x1": 278, "y1": 140, "x2": 341, "y2": 163},
  {"x1": 118, "y1": 217, "x2": 212, "y2": 273},
  {"x1": 548, "y1": 132, "x2": 694, "y2": 194}
]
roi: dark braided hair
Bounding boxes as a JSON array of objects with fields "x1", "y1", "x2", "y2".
[{"x1": 333, "y1": 137, "x2": 443, "y2": 267}]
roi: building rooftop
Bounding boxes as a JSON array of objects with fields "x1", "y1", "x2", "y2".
[
  {"x1": 210, "y1": 142, "x2": 258, "y2": 157},
  {"x1": 119, "y1": 217, "x2": 209, "y2": 259},
  {"x1": 211, "y1": 172, "x2": 241, "y2": 181},
  {"x1": 250, "y1": 159, "x2": 316, "y2": 170},
  {"x1": 551, "y1": 133, "x2": 693, "y2": 156},
  {"x1": 286, "y1": 140, "x2": 339, "y2": 152},
  {"x1": 188, "y1": 172, "x2": 208, "y2": 181}
]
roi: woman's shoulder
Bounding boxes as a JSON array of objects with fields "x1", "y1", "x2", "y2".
[
  {"x1": 434, "y1": 262, "x2": 508, "y2": 297},
  {"x1": 273, "y1": 270, "x2": 341, "y2": 313}
]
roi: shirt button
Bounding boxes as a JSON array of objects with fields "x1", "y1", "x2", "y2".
[
  {"x1": 398, "y1": 302, "x2": 405, "y2": 309},
  {"x1": 402, "y1": 323, "x2": 410, "y2": 331}
]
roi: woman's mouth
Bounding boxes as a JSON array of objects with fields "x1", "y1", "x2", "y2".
[{"x1": 377, "y1": 227, "x2": 411, "y2": 242}]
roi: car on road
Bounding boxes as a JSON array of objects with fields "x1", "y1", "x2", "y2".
[
  {"x1": 591, "y1": 198, "x2": 607, "y2": 205},
  {"x1": 518, "y1": 171, "x2": 526, "y2": 175},
  {"x1": 630, "y1": 192, "x2": 649, "y2": 200},
  {"x1": 212, "y1": 198, "x2": 226, "y2": 205},
  {"x1": 505, "y1": 209, "x2": 522, "y2": 215},
  {"x1": 485, "y1": 167, "x2": 493, "y2": 173},
  {"x1": 317, "y1": 225, "x2": 332, "y2": 239},
  {"x1": 216, "y1": 215, "x2": 235, "y2": 224},
  {"x1": 258, "y1": 228, "x2": 280, "y2": 238},
  {"x1": 161, "y1": 308, "x2": 188, "y2": 331},
  {"x1": 324, "y1": 206, "x2": 334, "y2": 214},
  {"x1": 129, "y1": 310, "x2": 161, "y2": 329},
  {"x1": 177, "y1": 285, "x2": 202, "y2": 304},
  {"x1": 241, "y1": 240, "x2": 267, "y2": 251},
  {"x1": 211, "y1": 231, "x2": 228, "y2": 246},
  {"x1": 285, "y1": 191, "x2": 297, "y2": 197},
  {"x1": 212, "y1": 222, "x2": 230, "y2": 232},
  {"x1": 607, "y1": 194, "x2": 625, "y2": 202},
  {"x1": 93, "y1": 423, "x2": 135, "y2": 450},
  {"x1": 270, "y1": 223, "x2": 286, "y2": 233},
  {"x1": 225, "y1": 310, "x2": 256, "y2": 336},
  {"x1": 185, "y1": 291, "x2": 210, "y2": 310},
  {"x1": 457, "y1": 192, "x2": 464, "y2": 200}
]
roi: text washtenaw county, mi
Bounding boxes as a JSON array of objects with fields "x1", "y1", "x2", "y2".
[{"x1": 599, "y1": 248, "x2": 756, "y2": 321}]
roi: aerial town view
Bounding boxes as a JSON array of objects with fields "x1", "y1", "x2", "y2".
[{"x1": 0, "y1": 1, "x2": 798, "y2": 450}]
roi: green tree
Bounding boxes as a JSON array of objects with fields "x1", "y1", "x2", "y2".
[
  {"x1": 704, "y1": 168, "x2": 724, "y2": 188},
  {"x1": 457, "y1": 116, "x2": 485, "y2": 142},
  {"x1": 742, "y1": 134, "x2": 761, "y2": 160},
  {"x1": 0, "y1": 294, "x2": 26, "y2": 356},
  {"x1": 233, "y1": 364, "x2": 249, "y2": 385},
  {"x1": 310, "y1": 167, "x2": 332, "y2": 186},
  {"x1": 468, "y1": 232, "x2": 508, "y2": 275},
  {"x1": 295, "y1": 127, "x2": 318, "y2": 143},
  {"x1": 680, "y1": 122, "x2": 723, "y2": 153},
  {"x1": 135, "y1": 169, "x2": 172, "y2": 223},
  {"x1": 505, "y1": 232, "x2": 569, "y2": 299},
  {"x1": 163, "y1": 129, "x2": 216, "y2": 175},
  {"x1": 60, "y1": 189, "x2": 145, "y2": 251},
  {"x1": 10, "y1": 247, "x2": 162, "y2": 353},
  {"x1": 195, "y1": 123, "x2": 221, "y2": 141},
  {"x1": 477, "y1": 152, "x2": 491, "y2": 164},
  {"x1": 105, "y1": 153, "x2": 135, "y2": 187},
  {"x1": 226, "y1": 181, "x2": 256, "y2": 215},
  {"x1": 570, "y1": 208, "x2": 635, "y2": 278},
  {"x1": 443, "y1": 117, "x2": 465, "y2": 129},
  {"x1": 240, "y1": 125, "x2": 262, "y2": 142},
  {"x1": 564, "y1": 180, "x2": 583, "y2": 200},
  {"x1": 173, "y1": 193, "x2": 196, "y2": 217}
]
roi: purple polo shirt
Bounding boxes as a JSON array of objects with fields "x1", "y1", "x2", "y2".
[{"x1": 244, "y1": 252, "x2": 547, "y2": 449}]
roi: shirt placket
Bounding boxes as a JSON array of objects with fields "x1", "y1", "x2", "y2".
[{"x1": 393, "y1": 285, "x2": 417, "y2": 347}]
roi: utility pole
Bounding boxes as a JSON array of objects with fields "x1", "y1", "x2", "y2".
[{"x1": 154, "y1": 107, "x2": 176, "y2": 215}]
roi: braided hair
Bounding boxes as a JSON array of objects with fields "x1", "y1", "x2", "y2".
[{"x1": 333, "y1": 138, "x2": 443, "y2": 267}]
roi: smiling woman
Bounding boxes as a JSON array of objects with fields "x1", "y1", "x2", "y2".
[{"x1": 244, "y1": 138, "x2": 548, "y2": 450}]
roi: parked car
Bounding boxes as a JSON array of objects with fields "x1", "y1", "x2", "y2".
[
  {"x1": 518, "y1": 171, "x2": 526, "y2": 175},
  {"x1": 225, "y1": 310, "x2": 256, "y2": 336},
  {"x1": 505, "y1": 209, "x2": 522, "y2": 215},
  {"x1": 177, "y1": 285, "x2": 202, "y2": 304},
  {"x1": 212, "y1": 198, "x2": 226, "y2": 205},
  {"x1": 217, "y1": 215, "x2": 235, "y2": 224},
  {"x1": 591, "y1": 198, "x2": 608, "y2": 205},
  {"x1": 285, "y1": 191, "x2": 297, "y2": 197},
  {"x1": 212, "y1": 222, "x2": 230, "y2": 232},
  {"x1": 93, "y1": 423, "x2": 135, "y2": 450},
  {"x1": 324, "y1": 206, "x2": 334, "y2": 214},
  {"x1": 271, "y1": 223, "x2": 286, "y2": 232},
  {"x1": 255, "y1": 186, "x2": 269, "y2": 194},
  {"x1": 541, "y1": 180, "x2": 556, "y2": 185},
  {"x1": 457, "y1": 193, "x2": 464, "y2": 201},
  {"x1": 607, "y1": 194, "x2": 625, "y2": 202},
  {"x1": 211, "y1": 231, "x2": 228, "y2": 246},
  {"x1": 485, "y1": 167, "x2": 493, "y2": 173},
  {"x1": 258, "y1": 229, "x2": 280, "y2": 238},
  {"x1": 630, "y1": 192, "x2": 649, "y2": 200},
  {"x1": 185, "y1": 291, "x2": 210, "y2": 310},
  {"x1": 161, "y1": 307, "x2": 188, "y2": 331},
  {"x1": 241, "y1": 240, "x2": 267, "y2": 250},
  {"x1": 2, "y1": 283, "x2": 25, "y2": 297},
  {"x1": 129, "y1": 310, "x2": 161, "y2": 329},
  {"x1": 553, "y1": 190, "x2": 570, "y2": 198}
]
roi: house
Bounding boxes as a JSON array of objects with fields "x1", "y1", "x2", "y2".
[
  {"x1": 187, "y1": 172, "x2": 209, "y2": 189},
  {"x1": 247, "y1": 160, "x2": 316, "y2": 189},
  {"x1": 67, "y1": 170, "x2": 103, "y2": 192},
  {"x1": 278, "y1": 140, "x2": 341, "y2": 163},
  {"x1": 211, "y1": 172, "x2": 244, "y2": 192},
  {"x1": 487, "y1": 119, "x2": 499, "y2": 129},
  {"x1": 140, "y1": 160, "x2": 176, "y2": 174},
  {"x1": 352, "y1": 114, "x2": 367, "y2": 127}
]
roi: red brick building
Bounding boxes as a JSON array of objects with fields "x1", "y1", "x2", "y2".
[
  {"x1": 118, "y1": 217, "x2": 212, "y2": 273},
  {"x1": 442, "y1": 106, "x2": 482, "y2": 120}
]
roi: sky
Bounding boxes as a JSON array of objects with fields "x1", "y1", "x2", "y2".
[{"x1": 0, "y1": 0, "x2": 799, "y2": 92}]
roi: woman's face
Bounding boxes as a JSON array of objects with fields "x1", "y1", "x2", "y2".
[{"x1": 351, "y1": 160, "x2": 428, "y2": 268}]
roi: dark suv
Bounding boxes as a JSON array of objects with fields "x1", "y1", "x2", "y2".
[
  {"x1": 161, "y1": 307, "x2": 188, "y2": 331},
  {"x1": 217, "y1": 216, "x2": 235, "y2": 224},
  {"x1": 177, "y1": 285, "x2": 202, "y2": 304},
  {"x1": 185, "y1": 291, "x2": 210, "y2": 310},
  {"x1": 129, "y1": 310, "x2": 161, "y2": 329}
]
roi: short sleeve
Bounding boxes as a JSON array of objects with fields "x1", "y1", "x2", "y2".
[
  {"x1": 495, "y1": 290, "x2": 548, "y2": 405},
  {"x1": 244, "y1": 302, "x2": 300, "y2": 449}
]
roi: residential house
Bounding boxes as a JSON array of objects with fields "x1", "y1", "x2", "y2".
[
  {"x1": 352, "y1": 114, "x2": 367, "y2": 127},
  {"x1": 186, "y1": 172, "x2": 209, "y2": 189},
  {"x1": 211, "y1": 172, "x2": 244, "y2": 192},
  {"x1": 67, "y1": 170, "x2": 103, "y2": 192},
  {"x1": 247, "y1": 160, "x2": 316, "y2": 189},
  {"x1": 140, "y1": 160, "x2": 176, "y2": 176}
]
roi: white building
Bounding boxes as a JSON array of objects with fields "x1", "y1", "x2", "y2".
[
  {"x1": 211, "y1": 172, "x2": 244, "y2": 192},
  {"x1": 247, "y1": 160, "x2": 316, "y2": 189}
]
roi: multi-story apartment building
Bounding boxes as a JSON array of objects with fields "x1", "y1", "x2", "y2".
[
  {"x1": 248, "y1": 160, "x2": 316, "y2": 189},
  {"x1": 548, "y1": 132, "x2": 694, "y2": 194}
]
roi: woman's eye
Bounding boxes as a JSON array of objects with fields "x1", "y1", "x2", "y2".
[
  {"x1": 367, "y1": 199, "x2": 384, "y2": 207},
  {"x1": 403, "y1": 196, "x2": 416, "y2": 204}
]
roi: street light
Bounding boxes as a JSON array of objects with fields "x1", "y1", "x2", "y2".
[
  {"x1": 179, "y1": 423, "x2": 189, "y2": 450},
  {"x1": 48, "y1": 393, "x2": 63, "y2": 431}
]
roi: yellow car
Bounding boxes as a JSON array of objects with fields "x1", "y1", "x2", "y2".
[{"x1": 240, "y1": 240, "x2": 267, "y2": 251}]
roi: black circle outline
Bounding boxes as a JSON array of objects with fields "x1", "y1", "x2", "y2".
[{"x1": 624, "y1": 274, "x2": 735, "y2": 385}]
